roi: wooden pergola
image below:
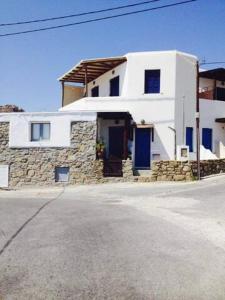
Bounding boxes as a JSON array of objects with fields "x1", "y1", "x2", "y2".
[{"x1": 58, "y1": 56, "x2": 127, "y2": 97}]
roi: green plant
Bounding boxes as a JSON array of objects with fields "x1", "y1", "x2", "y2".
[
  {"x1": 96, "y1": 140, "x2": 105, "y2": 159},
  {"x1": 141, "y1": 119, "x2": 145, "y2": 125}
]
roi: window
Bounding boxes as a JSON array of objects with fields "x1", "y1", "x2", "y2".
[
  {"x1": 145, "y1": 70, "x2": 160, "y2": 94},
  {"x1": 216, "y1": 87, "x2": 225, "y2": 101},
  {"x1": 202, "y1": 128, "x2": 213, "y2": 151},
  {"x1": 31, "y1": 123, "x2": 50, "y2": 141},
  {"x1": 91, "y1": 86, "x2": 99, "y2": 97},
  {"x1": 186, "y1": 127, "x2": 193, "y2": 152},
  {"x1": 110, "y1": 76, "x2": 119, "y2": 96},
  {"x1": 55, "y1": 167, "x2": 69, "y2": 182}
]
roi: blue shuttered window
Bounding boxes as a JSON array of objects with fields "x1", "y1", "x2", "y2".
[
  {"x1": 202, "y1": 128, "x2": 213, "y2": 151},
  {"x1": 186, "y1": 127, "x2": 193, "y2": 152},
  {"x1": 145, "y1": 70, "x2": 160, "y2": 94},
  {"x1": 110, "y1": 76, "x2": 119, "y2": 96},
  {"x1": 91, "y1": 86, "x2": 99, "y2": 97}
]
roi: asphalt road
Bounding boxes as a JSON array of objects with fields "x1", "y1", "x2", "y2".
[{"x1": 1, "y1": 177, "x2": 225, "y2": 299}]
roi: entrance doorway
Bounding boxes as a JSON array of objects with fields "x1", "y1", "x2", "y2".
[{"x1": 135, "y1": 128, "x2": 151, "y2": 169}]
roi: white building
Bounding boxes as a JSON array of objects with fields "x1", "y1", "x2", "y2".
[
  {"x1": 1, "y1": 50, "x2": 225, "y2": 186},
  {"x1": 59, "y1": 50, "x2": 225, "y2": 170}
]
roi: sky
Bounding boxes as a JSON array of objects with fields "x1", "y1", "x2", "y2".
[{"x1": 0, "y1": 0, "x2": 225, "y2": 112}]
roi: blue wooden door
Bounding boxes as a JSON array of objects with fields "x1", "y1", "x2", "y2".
[
  {"x1": 108, "y1": 127, "x2": 124, "y2": 159},
  {"x1": 202, "y1": 128, "x2": 212, "y2": 151},
  {"x1": 135, "y1": 128, "x2": 151, "y2": 169}
]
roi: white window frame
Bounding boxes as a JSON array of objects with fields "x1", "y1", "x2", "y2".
[{"x1": 30, "y1": 122, "x2": 51, "y2": 142}]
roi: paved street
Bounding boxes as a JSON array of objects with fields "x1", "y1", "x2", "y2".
[{"x1": 1, "y1": 177, "x2": 225, "y2": 299}]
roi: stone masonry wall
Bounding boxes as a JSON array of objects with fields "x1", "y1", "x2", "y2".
[
  {"x1": 0, "y1": 122, "x2": 135, "y2": 187},
  {"x1": 151, "y1": 160, "x2": 193, "y2": 181},
  {"x1": 151, "y1": 159, "x2": 225, "y2": 182},
  {"x1": 191, "y1": 159, "x2": 225, "y2": 178},
  {"x1": 0, "y1": 121, "x2": 100, "y2": 187}
]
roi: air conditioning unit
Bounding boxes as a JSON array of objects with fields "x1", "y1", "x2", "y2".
[{"x1": 177, "y1": 145, "x2": 189, "y2": 161}]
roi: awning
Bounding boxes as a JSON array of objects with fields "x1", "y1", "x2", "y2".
[
  {"x1": 200, "y1": 68, "x2": 225, "y2": 81},
  {"x1": 215, "y1": 118, "x2": 225, "y2": 123},
  {"x1": 58, "y1": 56, "x2": 127, "y2": 84}
]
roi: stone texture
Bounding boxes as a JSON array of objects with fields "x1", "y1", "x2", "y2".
[
  {"x1": 0, "y1": 122, "x2": 134, "y2": 187},
  {"x1": 151, "y1": 159, "x2": 225, "y2": 182},
  {"x1": 0, "y1": 122, "x2": 98, "y2": 187},
  {"x1": 151, "y1": 160, "x2": 194, "y2": 182}
]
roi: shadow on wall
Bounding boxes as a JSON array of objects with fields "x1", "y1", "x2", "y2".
[{"x1": 152, "y1": 125, "x2": 173, "y2": 161}]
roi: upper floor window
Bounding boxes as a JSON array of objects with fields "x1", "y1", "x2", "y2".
[
  {"x1": 145, "y1": 70, "x2": 160, "y2": 94},
  {"x1": 91, "y1": 86, "x2": 99, "y2": 97},
  {"x1": 110, "y1": 76, "x2": 119, "y2": 96},
  {"x1": 31, "y1": 123, "x2": 50, "y2": 141}
]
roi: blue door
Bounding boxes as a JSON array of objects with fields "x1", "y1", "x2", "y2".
[
  {"x1": 108, "y1": 127, "x2": 124, "y2": 159},
  {"x1": 186, "y1": 127, "x2": 193, "y2": 152},
  {"x1": 135, "y1": 128, "x2": 151, "y2": 169},
  {"x1": 202, "y1": 128, "x2": 212, "y2": 151}
]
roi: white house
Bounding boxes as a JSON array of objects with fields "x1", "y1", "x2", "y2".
[
  {"x1": 59, "y1": 50, "x2": 225, "y2": 170},
  {"x1": 1, "y1": 50, "x2": 225, "y2": 187}
]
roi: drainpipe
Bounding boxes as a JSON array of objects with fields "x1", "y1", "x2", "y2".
[
  {"x1": 196, "y1": 61, "x2": 201, "y2": 180},
  {"x1": 168, "y1": 126, "x2": 176, "y2": 160}
]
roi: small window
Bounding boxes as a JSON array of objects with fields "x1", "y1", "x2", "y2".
[
  {"x1": 55, "y1": 167, "x2": 69, "y2": 182},
  {"x1": 110, "y1": 76, "x2": 119, "y2": 96},
  {"x1": 31, "y1": 123, "x2": 50, "y2": 141},
  {"x1": 216, "y1": 87, "x2": 225, "y2": 101},
  {"x1": 91, "y1": 86, "x2": 99, "y2": 97},
  {"x1": 186, "y1": 127, "x2": 193, "y2": 152},
  {"x1": 145, "y1": 70, "x2": 160, "y2": 94}
]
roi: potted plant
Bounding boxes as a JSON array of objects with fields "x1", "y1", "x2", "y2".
[{"x1": 96, "y1": 140, "x2": 105, "y2": 159}]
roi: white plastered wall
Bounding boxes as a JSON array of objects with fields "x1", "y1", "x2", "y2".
[
  {"x1": 174, "y1": 52, "x2": 197, "y2": 157},
  {"x1": 0, "y1": 112, "x2": 96, "y2": 148}
]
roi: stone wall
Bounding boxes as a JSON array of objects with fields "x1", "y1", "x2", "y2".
[
  {"x1": 151, "y1": 160, "x2": 193, "y2": 181},
  {"x1": 0, "y1": 122, "x2": 135, "y2": 187},
  {"x1": 151, "y1": 159, "x2": 225, "y2": 182},
  {"x1": 191, "y1": 159, "x2": 225, "y2": 178},
  {"x1": 0, "y1": 121, "x2": 99, "y2": 187}
]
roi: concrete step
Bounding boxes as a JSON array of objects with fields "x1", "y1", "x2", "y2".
[{"x1": 134, "y1": 169, "x2": 153, "y2": 177}]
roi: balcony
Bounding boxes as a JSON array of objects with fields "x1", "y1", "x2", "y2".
[{"x1": 200, "y1": 68, "x2": 225, "y2": 101}]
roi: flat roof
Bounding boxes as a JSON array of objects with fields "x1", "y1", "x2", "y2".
[
  {"x1": 200, "y1": 68, "x2": 225, "y2": 81},
  {"x1": 58, "y1": 56, "x2": 127, "y2": 83}
]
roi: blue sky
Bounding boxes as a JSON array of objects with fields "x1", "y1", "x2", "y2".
[{"x1": 0, "y1": 0, "x2": 224, "y2": 111}]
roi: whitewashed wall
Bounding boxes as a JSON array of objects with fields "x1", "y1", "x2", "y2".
[
  {"x1": 87, "y1": 62, "x2": 128, "y2": 97},
  {"x1": 87, "y1": 51, "x2": 178, "y2": 99},
  {"x1": 174, "y1": 52, "x2": 197, "y2": 149},
  {"x1": 0, "y1": 112, "x2": 96, "y2": 148}
]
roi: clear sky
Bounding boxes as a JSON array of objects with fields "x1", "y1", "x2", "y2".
[{"x1": 0, "y1": 0, "x2": 224, "y2": 112}]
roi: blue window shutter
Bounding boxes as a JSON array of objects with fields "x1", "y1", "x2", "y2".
[
  {"x1": 110, "y1": 76, "x2": 119, "y2": 96},
  {"x1": 186, "y1": 127, "x2": 193, "y2": 152},
  {"x1": 145, "y1": 70, "x2": 160, "y2": 94},
  {"x1": 202, "y1": 128, "x2": 213, "y2": 151}
]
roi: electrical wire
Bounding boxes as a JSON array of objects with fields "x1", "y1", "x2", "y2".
[
  {"x1": 0, "y1": 0, "x2": 163, "y2": 27},
  {"x1": 0, "y1": 0, "x2": 198, "y2": 38}
]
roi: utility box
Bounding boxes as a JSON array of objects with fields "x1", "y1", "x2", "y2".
[
  {"x1": 0, "y1": 165, "x2": 9, "y2": 188},
  {"x1": 177, "y1": 145, "x2": 189, "y2": 161}
]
